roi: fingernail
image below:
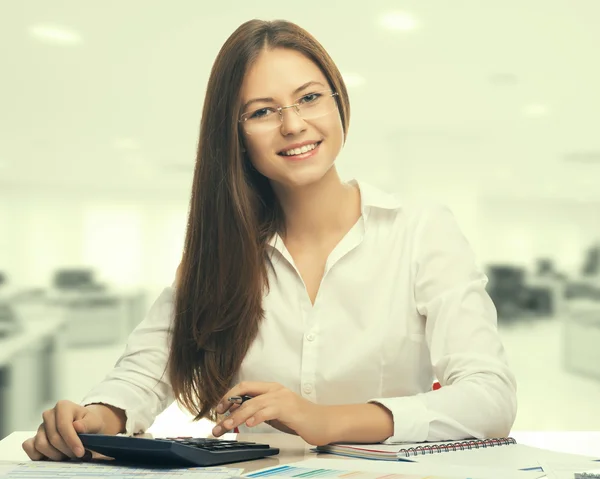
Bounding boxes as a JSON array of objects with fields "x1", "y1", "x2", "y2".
[
  {"x1": 213, "y1": 426, "x2": 221, "y2": 435},
  {"x1": 216, "y1": 403, "x2": 223, "y2": 413},
  {"x1": 246, "y1": 417, "x2": 255, "y2": 426},
  {"x1": 74, "y1": 446, "x2": 83, "y2": 457}
]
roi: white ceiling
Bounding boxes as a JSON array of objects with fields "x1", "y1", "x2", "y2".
[{"x1": 1, "y1": 0, "x2": 599, "y2": 199}]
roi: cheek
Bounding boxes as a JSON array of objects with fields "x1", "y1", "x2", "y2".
[
  {"x1": 244, "y1": 138, "x2": 277, "y2": 175},
  {"x1": 323, "y1": 115, "x2": 344, "y2": 153},
  {"x1": 243, "y1": 128, "x2": 274, "y2": 155}
]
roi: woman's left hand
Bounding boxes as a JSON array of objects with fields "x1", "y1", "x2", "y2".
[{"x1": 212, "y1": 382, "x2": 332, "y2": 446}]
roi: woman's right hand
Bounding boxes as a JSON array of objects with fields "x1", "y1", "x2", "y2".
[{"x1": 22, "y1": 401, "x2": 106, "y2": 461}]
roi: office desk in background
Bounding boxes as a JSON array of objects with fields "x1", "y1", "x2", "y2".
[
  {"x1": 0, "y1": 316, "x2": 67, "y2": 440},
  {"x1": 47, "y1": 289, "x2": 146, "y2": 346},
  {"x1": 1, "y1": 431, "x2": 600, "y2": 473},
  {"x1": 563, "y1": 299, "x2": 600, "y2": 381}
]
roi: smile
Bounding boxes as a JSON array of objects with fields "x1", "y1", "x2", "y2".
[{"x1": 278, "y1": 141, "x2": 322, "y2": 157}]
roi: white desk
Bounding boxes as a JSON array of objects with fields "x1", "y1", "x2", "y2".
[{"x1": 2, "y1": 430, "x2": 600, "y2": 466}]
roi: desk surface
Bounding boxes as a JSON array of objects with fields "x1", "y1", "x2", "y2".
[{"x1": 2, "y1": 431, "x2": 600, "y2": 472}]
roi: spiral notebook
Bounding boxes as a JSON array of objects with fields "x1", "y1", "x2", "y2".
[
  {"x1": 316, "y1": 437, "x2": 600, "y2": 471},
  {"x1": 316, "y1": 437, "x2": 517, "y2": 461}
]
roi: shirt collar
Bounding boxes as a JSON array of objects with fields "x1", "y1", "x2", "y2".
[
  {"x1": 267, "y1": 178, "x2": 402, "y2": 248},
  {"x1": 350, "y1": 178, "x2": 403, "y2": 219}
]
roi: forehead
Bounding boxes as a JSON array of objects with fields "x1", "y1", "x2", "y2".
[{"x1": 241, "y1": 48, "x2": 328, "y2": 100}]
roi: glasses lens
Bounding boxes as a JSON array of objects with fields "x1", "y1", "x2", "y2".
[
  {"x1": 241, "y1": 92, "x2": 337, "y2": 135},
  {"x1": 297, "y1": 92, "x2": 337, "y2": 120}
]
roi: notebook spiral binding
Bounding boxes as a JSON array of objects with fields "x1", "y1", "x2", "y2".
[{"x1": 398, "y1": 437, "x2": 517, "y2": 457}]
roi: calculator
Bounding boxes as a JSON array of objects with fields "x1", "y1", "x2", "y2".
[{"x1": 78, "y1": 434, "x2": 280, "y2": 467}]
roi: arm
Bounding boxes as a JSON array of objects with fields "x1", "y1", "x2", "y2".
[
  {"x1": 366, "y1": 204, "x2": 517, "y2": 443},
  {"x1": 80, "y1": 286, "x2": 176, "y2": 435},
  {"x1": 325, "y1": 403, "x2": 394, "y2": 444}
]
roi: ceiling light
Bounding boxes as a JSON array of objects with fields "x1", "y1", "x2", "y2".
[
  {"x1": 342, "y1": 73, "x2": 366, "y2": 88},
  {"x1": 380, "y1": 12, "x2": 418, "y2": 31},
  {"x1": 522, "y1": 104, "x2": 549, "y2": 118},
  {"x1": 28, "y1": 24, "x2": 82, "y2": 45}
]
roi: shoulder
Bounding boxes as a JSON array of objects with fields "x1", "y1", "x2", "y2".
[
  {"x1": 357, "y1": 179, "x2": 452, "y2": 220},
  {"x1": 382, "y1": 198, "x2": 457, "y2": 238},
  {"x1": 355, "y1": 179, "x2": 463, "y2": 239},
  {"x1": 401, "y1": 201, "x2": 459, "y2": 236}
]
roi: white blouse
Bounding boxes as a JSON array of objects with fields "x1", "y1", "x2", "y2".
[{"x1": 81, "y1": 179, "x2": 517, "y2": 443}]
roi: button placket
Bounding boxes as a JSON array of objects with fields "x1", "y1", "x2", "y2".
[{"x1": 300, "y1": 304, "x2": 319, "y2": 401}]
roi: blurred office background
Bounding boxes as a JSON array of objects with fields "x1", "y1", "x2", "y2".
[{"x1": 1, "y1": 0, "x2": 600, "y2": 440}]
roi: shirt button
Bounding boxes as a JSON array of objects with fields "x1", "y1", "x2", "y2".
[
  {"x1": 306, "y1": 333, "x2": 315, "y2": 341},
  {"x1": 303, "y1": 383, "x2": 313, "y2": 394}
]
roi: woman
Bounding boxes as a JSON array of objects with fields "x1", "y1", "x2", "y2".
[{"x1": 23, "y1": 18, "x2": 516, "y2": 461}]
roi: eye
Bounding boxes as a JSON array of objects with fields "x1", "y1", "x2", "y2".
[
  {"x1": 299, "y1": 92, "x2": 322, "y2": 104},
  {"x1": 249, "y1": 107, "x2": 275, "y2": 119}
]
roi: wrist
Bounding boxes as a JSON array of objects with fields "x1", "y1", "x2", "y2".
[
  {"x1": 325, "y1": 403, "x2": 394, "y2": 444},
  {"x1": 84, "y1": 403, "x2": 126, "y2": 435},
  {"x1": 317, "y1": 405, "x2": 338, "y2": 445}
]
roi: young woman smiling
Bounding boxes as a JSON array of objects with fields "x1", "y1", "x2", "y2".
[{"x1": 23, "y1": 18, "x2": 516, "y2": 462}]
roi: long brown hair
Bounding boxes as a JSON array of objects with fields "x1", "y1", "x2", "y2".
[{"x1": 168, "y1": 19, "x2": 351, "y2": 422}]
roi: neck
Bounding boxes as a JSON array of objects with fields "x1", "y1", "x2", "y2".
[{"x1": 272, "y1": 168, "x2": 361, "y2": 243}]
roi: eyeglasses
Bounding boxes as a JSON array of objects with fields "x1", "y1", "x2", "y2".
[{"x1": 239, "y1": 90, "x2": 339, "y2": 135}]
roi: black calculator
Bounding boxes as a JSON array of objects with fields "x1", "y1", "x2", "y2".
[{"x1": 78, "y1": 434, "x2": 280, "y2": 467}]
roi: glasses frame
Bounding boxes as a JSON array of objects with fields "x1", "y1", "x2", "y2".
[{"x1": 238, "y1": 90, "x2": 339, "y2": 132}]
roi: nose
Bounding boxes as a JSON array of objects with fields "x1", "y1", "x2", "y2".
[{"x1": 279, "y1": 106, "x2": 307, "y2": 136}]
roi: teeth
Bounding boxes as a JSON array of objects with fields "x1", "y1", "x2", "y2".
[{"x1": 281, "y1": 142, "x2": 319, "y2": 156}]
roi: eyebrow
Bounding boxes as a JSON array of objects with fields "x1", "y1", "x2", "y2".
[{"x1": 242, "y1": 81, "x2": 327, "y2": 112}]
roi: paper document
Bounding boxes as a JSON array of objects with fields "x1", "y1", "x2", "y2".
[
  {"x1": 0, "y1": 460, "x2": 243, "y2": 478},
  {"x1": 243, "y1": 458, "x2": 546, "y2": 479}
]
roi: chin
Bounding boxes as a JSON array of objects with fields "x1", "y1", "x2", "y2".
[{"x1": 280, "y1": 164, "x2": 336, "y2": 189}]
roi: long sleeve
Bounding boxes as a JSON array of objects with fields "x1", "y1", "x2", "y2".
[
  {"x1": 369, "y1": 204, "x2": 517, "y2": 443},
  {"x1": 80, "y1": 286, "x2": 175, "y2": 435}
]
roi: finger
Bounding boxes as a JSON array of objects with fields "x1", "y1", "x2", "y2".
[
  {"x1": 218, "y1": 401, "x2": 241, "y2": 417},
  {"x1": 81, "y1": 449, "x2": 93, "y2": 462},
  {"x1": 74, "y1": 406, "x2": 104, "y2": 434},
  {"x1": 246, "y1": 405, "x2": 279, "y2": 428},
  {"x1": 216, "y1": 400, "x2": 233, "y2": 415},
  {"x1": 33, "y1": 425, "x2": 69, "y2": 462},
  {"x1": 219, "y1": 381, "x2": 278, "y2": 407},
  {"x1": 55, "y1": 402, "x2": 85, "y2": 457},
  {"x1": 43, "y1": 409, "x2": 76, "y2": 459},
  {"x1": 213, "y1": 401, "x2": 263, "y2": 436},
  {"x1": 22, "y1": 437, "x2": 45, "y2": 461}
]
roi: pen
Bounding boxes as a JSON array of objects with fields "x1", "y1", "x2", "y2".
[{"x1": 227, "y1": 395, "x2": 253, "y2": 404}]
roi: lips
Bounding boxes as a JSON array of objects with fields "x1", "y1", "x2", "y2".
[{"x1": 277, "y1": 140, "x2": 322, "y2": 156}]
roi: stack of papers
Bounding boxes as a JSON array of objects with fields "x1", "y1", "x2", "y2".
[{"x1": 0, "y1": 461, "x2": 243, "y2": 478}]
